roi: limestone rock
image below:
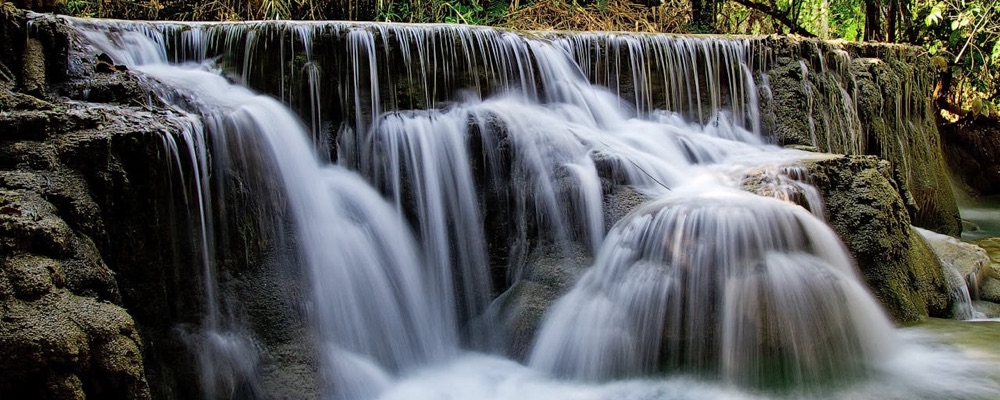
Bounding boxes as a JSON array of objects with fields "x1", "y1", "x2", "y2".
[
  {"x1": 972, "y1": 237, "x2": 1000, "y2": 278},
  {"x1": 0, "y1": 292, "x2": 150, "y2": 399},
  {"x1": 807, "y1": 155, "x2": 951, "y2": 322},
  {"x1": 762, "y1": 40, "x2": 960, "y2": 235},
  {"x1": 973, "y1": 300, "x2": 1000, "y2": 318},
  {"x1": 602, "y1": 185, "x2": 651, "y2": 230},
  {"x1": 0, "y1": 190, "x2": 75, "y2": 257},
  {"x1": 981, "y1": 277, "x2": 1000, "y2": 304},
  {"x1": 4, "y1": 255, "x2": 64, "y2": 299},
  {"x1": 916, "y1": 227, "x2": 991, "y2": 295},
  {"x1": 21, "y1": 37, "x2": 45, "y2": 95},
  {"x1": 477, "y1": 242, "x2": 590, "y2": 361}
]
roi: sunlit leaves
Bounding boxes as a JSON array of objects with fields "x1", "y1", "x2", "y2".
[{"x1": 926, "y1": 2, "x2": 946, "y2": 26}]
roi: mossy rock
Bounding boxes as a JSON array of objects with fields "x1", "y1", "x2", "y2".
[
  {"x1": 0, "y1": 291, "x2": 150, "y2": 399},
  {"x1": 981, "y1": 277, "x2": 1000, "y2": 303},
  {"x1": 476, "y1": 242, "x2": 590, "y2": 361},
  {"x1": 973, "y1": 300, "x2": 1000, "y2": 318},
  {"x1": 3, "y1": 255, "x2": 64, "y2": 299},
  {"x1": 807, "y1": 155, "x2": 951, "y2": 323},
  {"x1": 0, "y1": 189, "x2": 75, "y2": 257},
  {"x1": 762, "y1": 40, "x2": 960, "y2": 236}
]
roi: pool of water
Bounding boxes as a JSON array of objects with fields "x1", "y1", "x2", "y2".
[{"x1": 957, "y1": 194, "x2": 1000, "y2": 241}]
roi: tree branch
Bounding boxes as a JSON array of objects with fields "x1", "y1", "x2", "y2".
[{"x1": 731, "y1": 0, "x2": 816, "y2": 37}]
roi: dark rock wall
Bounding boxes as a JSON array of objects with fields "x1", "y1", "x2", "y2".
[
  {"x1": 1, "y1": 10, "x2": 208, "y2": 400},
  {"x1": 941, "y1": 116, "x2": 1000, "y2": 196}
]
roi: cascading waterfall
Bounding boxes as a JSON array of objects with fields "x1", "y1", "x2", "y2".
[
  {"x1": 529, "y1": 188, "x2": 894, "y2": 387},
  {"x1": 76, "y1": 22, "x2": 456, "y2": 399},
  {"x1": 66, "y1": 15, "x2": 999, "y2": 400}
]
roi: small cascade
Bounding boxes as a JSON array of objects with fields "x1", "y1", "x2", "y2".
[
  {"x1": 946, "y1": 265, "x2": 985, "y2": 320},
  {"x1": 64, "y1": 19, "x2": 767, "y2": 149},
  {"x1": 915, "y1": 227, "x2": 989, "y2": 320},
  {"x1": 63, "y1": 14, "x2": 1000, "y2": 400},
  {"x1": 529, "y1": 188, "x2": 894, "y2": 388}
]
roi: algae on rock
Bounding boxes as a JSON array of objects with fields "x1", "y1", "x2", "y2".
[
  {"x1": 806, "y1": 156, "x2": 952, "y2": 323},
  {"x1": 762, "y1": 39, "x2": 960, "y2": 236}
]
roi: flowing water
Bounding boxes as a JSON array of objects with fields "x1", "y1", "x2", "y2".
[
  {"x1": 64, "y1": 15, "x2": 1000, "y2": 400},
  {"x1": 957, "y1": 193, "x2": 1000, "y2": 241}
]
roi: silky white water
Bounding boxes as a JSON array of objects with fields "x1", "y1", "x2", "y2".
[{"x1": 67, "y1": 16, "x2": 1000, "y2": 400}]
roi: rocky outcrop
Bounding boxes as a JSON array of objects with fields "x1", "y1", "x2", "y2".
[
  {"x1": 974, "y1": 300, "x2": 1000, "y2": 318},
  {"x1": 967, "y1": 238, "x2": 1000, "y2": 312},
  {"x1": 761, "y1": 39, "x2": 960, "y2": 236},
  {"x1": 478, "y1": 242, "x2": 591, "y2": 360},
  {"x1": 478, "y1": 185, "x2": 647, "y2": 360},
  {"x1": 918, "y1": 230, "x2": 992, "y2": 290},
  {"x1": 806, "y1": 156, "x2": 952, "y2": 323},
  {"x1": 0, "y1": 87, "x2": 153, "y2": 398},
  {"x1": 0, "y1": 9, "x2": 190, "y2": 400}
]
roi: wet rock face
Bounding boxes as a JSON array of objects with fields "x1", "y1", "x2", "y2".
[
  {"x1": 0, "y1": 175, "x2": 151, "y2": 399},
  {"x1": 478, "y1": 242, "x2": 592, "y2": 361},
  {"x1": 0, "y1": 10, "x2": 188, "y2": 400},
  {"x1": 966, "y1": 238, "x2": 1000, "y2": 312},
  {"x1": 807, "y1": 156, "x2": 952, "y2": 323},
  {"x1": 919, "y1": 228, "x2": 991, "y2": 290},
  {"x1": 761, "y1": 40, "x2": 960, "y2": 236}
]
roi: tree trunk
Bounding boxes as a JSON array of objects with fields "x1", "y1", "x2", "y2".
[
  {"x1": 864, "y1": 0, "x2": 883, "y2": 41},
  {"x1": 887, "y1": 0, "x2": 897, "y2": 42}
]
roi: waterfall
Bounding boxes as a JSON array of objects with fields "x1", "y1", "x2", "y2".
[
  {"x1": 76, "y1": 22, "x2": 455, "y2": 399},
  {"x1": 66, "y1": 15, "x2": 999, "y2": 400},
  {"x1": 529, "y1": 189, "x2": 894, "y2": 387}
]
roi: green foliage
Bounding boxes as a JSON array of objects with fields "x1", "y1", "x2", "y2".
[
  {"x1": 916, "y1": 0, "x2": 1000, "y2": 115},
  {"x1": 259, "y1": 0, "x2": 292, "y2": 19},
  {"x1": 62, "y1": 0, "x2": 95, "y2": 17},
  {"x1": 376, "y1": 0, "x2": 508, "y2": 25},
  {"x1": 1, "y1": 0, "x2": 19, "y2": 18}
]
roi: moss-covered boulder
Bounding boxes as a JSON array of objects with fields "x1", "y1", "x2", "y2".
[
  {"x1": 0, "y1": 191, "x2": 150, "y2": 399},
  {"x1": 981, "y1": 278, "x2": 1000, "y2": 303},
  {"x1": 0, "y1": 291, "x2": 149, "y2": 399},
  {"x1": 807, "y1": 155, "x2": 951, "y2": 322},
  {"x1": 969, "y1": 238, "x2": 1000, "y2": 301},
  {"x1": 762, "y1": 39, "x2": 960, "y2": 236},
  {"x1": 917, "y1": 228, "x2": 993, "y2": 302},
  {"x1": 974, "y1": 300, "x2": 1000, "y2": 318}
]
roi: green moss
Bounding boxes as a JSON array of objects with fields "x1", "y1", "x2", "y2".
[
  {"x1": 764, "y1": 40, "x2": 960, "y2": 236},
  {"x1": 906, "y1": 228, "x2": 950, "y2": 316},
  {"x1": 808, "y1": 156, "x2": 951, "y2": 323},
  {"x1": 4, "y1": 255, "x2": 64, "y2": 299}
]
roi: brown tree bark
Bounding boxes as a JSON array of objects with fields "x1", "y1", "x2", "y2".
[{"x1": 864, "y1": 0, "x2": 883, "y2": 41}]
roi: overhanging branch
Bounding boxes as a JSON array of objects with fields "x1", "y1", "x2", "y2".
[{"x1": 731, "y1": 0, "x2": 816, "y2": 37}]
